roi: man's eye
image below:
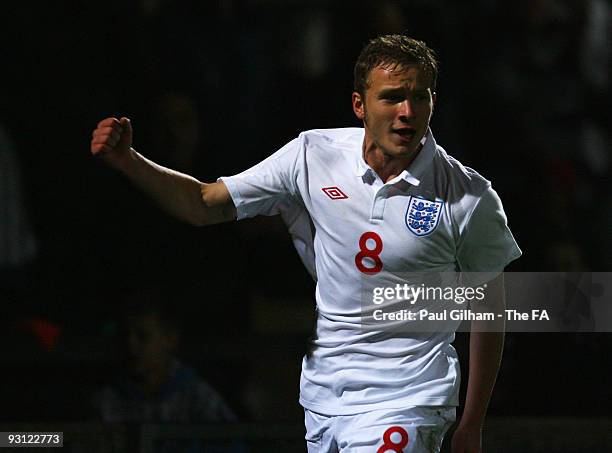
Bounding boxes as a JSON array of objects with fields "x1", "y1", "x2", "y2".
[{"x1": 384, "y1": 96, "x2": 404, "y2": 103}]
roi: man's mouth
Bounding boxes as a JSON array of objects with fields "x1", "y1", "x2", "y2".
[{"x1": 393, "y1": 128, "x2": 417, "y2": 141}]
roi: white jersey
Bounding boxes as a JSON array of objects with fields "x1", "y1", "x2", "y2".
[{"x1": 220, "y1": 128, "x2": 521, "y2": 415}]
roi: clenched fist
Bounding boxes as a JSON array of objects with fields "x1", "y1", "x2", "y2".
[{"x1": 91, "y1": 117, "x2": 133, "y2": 164}]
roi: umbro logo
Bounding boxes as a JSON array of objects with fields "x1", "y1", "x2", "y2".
[{"x1": 322, "y1": 186, "x2": 348, "y2": 200}]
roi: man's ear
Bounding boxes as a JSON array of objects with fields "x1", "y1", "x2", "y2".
[{"x1": 352, "y1": 92, "x2": 365, "y2": 120}]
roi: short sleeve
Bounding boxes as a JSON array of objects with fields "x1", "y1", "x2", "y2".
[
  {"x1": 218, "y1": 135, "x2": 303, "y2": 220},
  {"x1": 456, "y1": 187, "x2": 522, "y2": 272}
]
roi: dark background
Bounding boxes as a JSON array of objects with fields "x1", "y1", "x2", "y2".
[{"x1": 1, "y1": 0, "x2": 611, "y2": 430}]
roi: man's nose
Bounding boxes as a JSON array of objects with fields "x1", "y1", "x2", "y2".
[{"x1": 398, "y1": 100, "x2": 416, "y2": 121}]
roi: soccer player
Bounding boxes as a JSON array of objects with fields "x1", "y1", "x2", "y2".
[{"x1": 91, "y1": 35, "x2": 520, "y2": 453}]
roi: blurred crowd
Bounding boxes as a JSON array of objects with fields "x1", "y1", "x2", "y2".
[{"x1": 1, "y1": 0, "x2": 611, "y2": 426}]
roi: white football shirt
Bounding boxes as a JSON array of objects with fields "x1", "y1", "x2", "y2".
[{"x1": 220, "y1": 128, "x2": 521, "y2": 415}]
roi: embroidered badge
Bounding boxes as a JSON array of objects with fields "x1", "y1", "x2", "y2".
[{"x1": 405, "y1": 196, "x2": 443, "y2": 236}]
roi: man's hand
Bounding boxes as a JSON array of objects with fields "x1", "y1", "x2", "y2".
[
  {"x1": 451, "y1": 422, "x2": 482, "y2": 453},
  {"x1": 91, "y1": 117, "x2": 133, "y2": 167}
]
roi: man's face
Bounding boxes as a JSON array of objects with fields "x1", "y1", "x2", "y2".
[
  {"x1": 353, "y1": 64, "x2": 436, "y2": 158},
  {"x1": 123, "y1": 313, "x2": 177, "y2": 377}
]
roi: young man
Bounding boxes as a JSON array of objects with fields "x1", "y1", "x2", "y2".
[{"x1": 91, "y1": 35, "x2": 520, "y2": 452}]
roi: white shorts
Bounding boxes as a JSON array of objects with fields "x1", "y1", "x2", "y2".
[{"x1": 304, "y1": 406, "x2": 456, "y2": 453}]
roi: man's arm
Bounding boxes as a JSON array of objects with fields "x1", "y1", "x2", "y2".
[
  {"x1": 452, "y1": 274, "x2": 505, "y2": 453},
  {"x1": 91, "y1": 117, "x2": 235, "y2": 226}
]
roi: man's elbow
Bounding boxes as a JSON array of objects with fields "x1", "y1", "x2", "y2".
[
  {"x1": 188, "y1": 215, "x2": 206, "y2": 227},
  {"x1": 196, "y1": 183, "x2": 235, "y2": 226}
]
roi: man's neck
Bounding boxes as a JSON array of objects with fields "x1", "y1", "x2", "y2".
[{"x1": 363, "y1": 140, "x2": 421, "y2": 183}]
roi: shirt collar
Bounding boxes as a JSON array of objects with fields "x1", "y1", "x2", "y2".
[{"x1": 355, "y1": 128, "x2": 437, "y2": 187}]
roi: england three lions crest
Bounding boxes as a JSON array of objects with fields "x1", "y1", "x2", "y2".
[{"x1": 405, "y1": 196, "x2": 444, "y2": 236}]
